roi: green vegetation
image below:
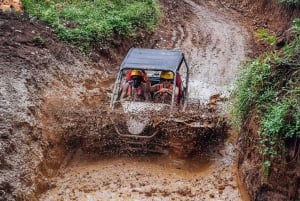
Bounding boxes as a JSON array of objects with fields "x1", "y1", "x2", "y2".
[
  {"x1": 277, "y1": 0, "x2": 300, "y2": 6},
  {"x1": 231, "y1": 19, "x2": 300, "y2": 179},
  {"x1": 255, "y1": 28, "x2": 277, "y2": 46},
  {"x1": 22, "y1": 0, "x2": 162, "y2": 48}
]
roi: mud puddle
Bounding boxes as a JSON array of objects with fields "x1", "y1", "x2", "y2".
[{"x1": 40, "y1": 137, "x2": 249, "y2": 201}]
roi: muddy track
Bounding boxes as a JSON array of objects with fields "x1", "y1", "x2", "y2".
[
  {"x1": 182, "y1": 0, "x2": 248, "y2": 101},
  {"x1": 39, "y1": 1, "x2": 251, "y2": 200}
]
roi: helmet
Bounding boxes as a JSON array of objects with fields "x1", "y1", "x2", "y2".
[
  {"x1": 160, "y1": 71, "x2": 174, "y2": 80},
  {"x1": 131, "y1": 70, "x2": 142, "y2": 76},
  {"x1": 130, "y1": 70, "x2": 143, "y2": 88}
]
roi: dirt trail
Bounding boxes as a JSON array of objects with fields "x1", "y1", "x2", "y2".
[
  {"x1": 39, "y1": 1, "x2": 250, "y2": 200},
  {"x1": 181, "y1": 0, "x2": 249, "y2": 101}
]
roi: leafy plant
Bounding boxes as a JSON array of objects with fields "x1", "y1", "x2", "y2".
[
  {"x1": 259, "y1": 101, "x2": 290, "y2": 158},
  {"x1": 230, "y1": 56, "x2": 274, "y2": 127},
  {"x1": 292, "y1": 18, "x2": 300, "y2": 32},
  {"x1": 255, "y1": 28, "x2": 277, "y2": 46},
  {"x1": 261, "y1": 160, "x2": 271, "y2": 179}
]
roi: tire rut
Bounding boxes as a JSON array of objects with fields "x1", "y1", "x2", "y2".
[{"x1": 177, "y1": 0, "x2": 249, "y2": 101}]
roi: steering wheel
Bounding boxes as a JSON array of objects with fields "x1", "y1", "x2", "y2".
[{"x1": 153, "y1": 90, "x2": 172, "y2": 104}]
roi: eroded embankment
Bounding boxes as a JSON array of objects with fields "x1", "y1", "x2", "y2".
[
  {"x1": 215, "y1": 1, "x2": 300, "y2": 200},
  {"x1": 0, "y1": 11, "x2": 118, "y2": 200}
]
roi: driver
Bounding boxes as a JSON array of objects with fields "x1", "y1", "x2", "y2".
[
  {"x1": 120, "y1": 69, "x2": 149, "y2": 101},
  {"x1": 149, "y1": 71, "x2": 179, "y2": 104}
]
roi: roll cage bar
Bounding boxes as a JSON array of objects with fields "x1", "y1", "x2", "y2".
[{"x1": 110, "y1": 48, "x2": 189, "y2": 109}]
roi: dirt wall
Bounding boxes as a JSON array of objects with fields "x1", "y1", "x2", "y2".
[
  {"x1": 0, "y1": 11, "x2": 122, "y2": 200},
  {"x1": 218, "y1": 0, "x2": 300, "y2": 55},
  {"x1": 220, "y1": 0, "x2": 299, "y2": 32},
  {"x1": 238, "y1": 116, "x2": 300, "y2": 201},
  {"x1": 216, "y1": 1, "x2": 300, "y2": 200}
]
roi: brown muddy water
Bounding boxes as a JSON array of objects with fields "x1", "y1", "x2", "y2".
[{"x1": 40, "y1": 138, "x2": 250, "y2": 201}]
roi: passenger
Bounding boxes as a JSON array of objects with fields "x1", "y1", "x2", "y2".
[
  {"x1": 148, "y1": 71, "x2": 176, "y2": 104},
  {"x1": 120, "y1": 69, "x2": 149, "y2": 101}
]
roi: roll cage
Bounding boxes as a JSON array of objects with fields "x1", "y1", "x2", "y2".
[{"x1": 110, "y1": 48, "x2": 190, "y2": 110}]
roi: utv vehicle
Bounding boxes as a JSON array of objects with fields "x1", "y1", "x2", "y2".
[
  {"x1": 110, "y1": 48, "x2": 189, "y2": 143},
  {"x1": 111, "y1": 48, "x2": 189, "y2": 108}
]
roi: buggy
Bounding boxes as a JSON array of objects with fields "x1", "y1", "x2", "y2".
[
  {"x1": 110, "y1": 48, "x2": 190, "y2": 141},
  {"x1": 111, "y1": 48, "x2": 189, "y2": 109}
]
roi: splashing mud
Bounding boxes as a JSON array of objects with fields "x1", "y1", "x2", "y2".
[{"x1": 59, "y1": 97, "x2": 226, "y2": 155}]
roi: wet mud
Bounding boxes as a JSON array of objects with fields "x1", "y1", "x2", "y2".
[{"x1": 40, "y1": 138, "x2": 247, "y2": 201}]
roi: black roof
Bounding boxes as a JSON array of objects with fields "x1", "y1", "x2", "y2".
[{"x1": 120, "y1": 48, "x2": 185, "y2": 73}]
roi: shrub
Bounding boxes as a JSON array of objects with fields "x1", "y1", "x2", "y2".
[
  {"x1": 255, "y1": 28, "x2": 277, "y2": 46},
  {"x1": 277, "y1": 0, "x2": 300, "y2": 6},
  {"x1": 231, "y1": 19, "x2": 300, "y2": 179},
  {"x1": 22, "y1": 0, "x2": 162, "y2": 48}
]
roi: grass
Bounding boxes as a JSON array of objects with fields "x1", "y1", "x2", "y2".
[
  {"x1": 21, "y1": 0, "x2": 162, "y2": 49},
  {"x1": 255, "y1": 28, "x2": 277, "y2": 46}
]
